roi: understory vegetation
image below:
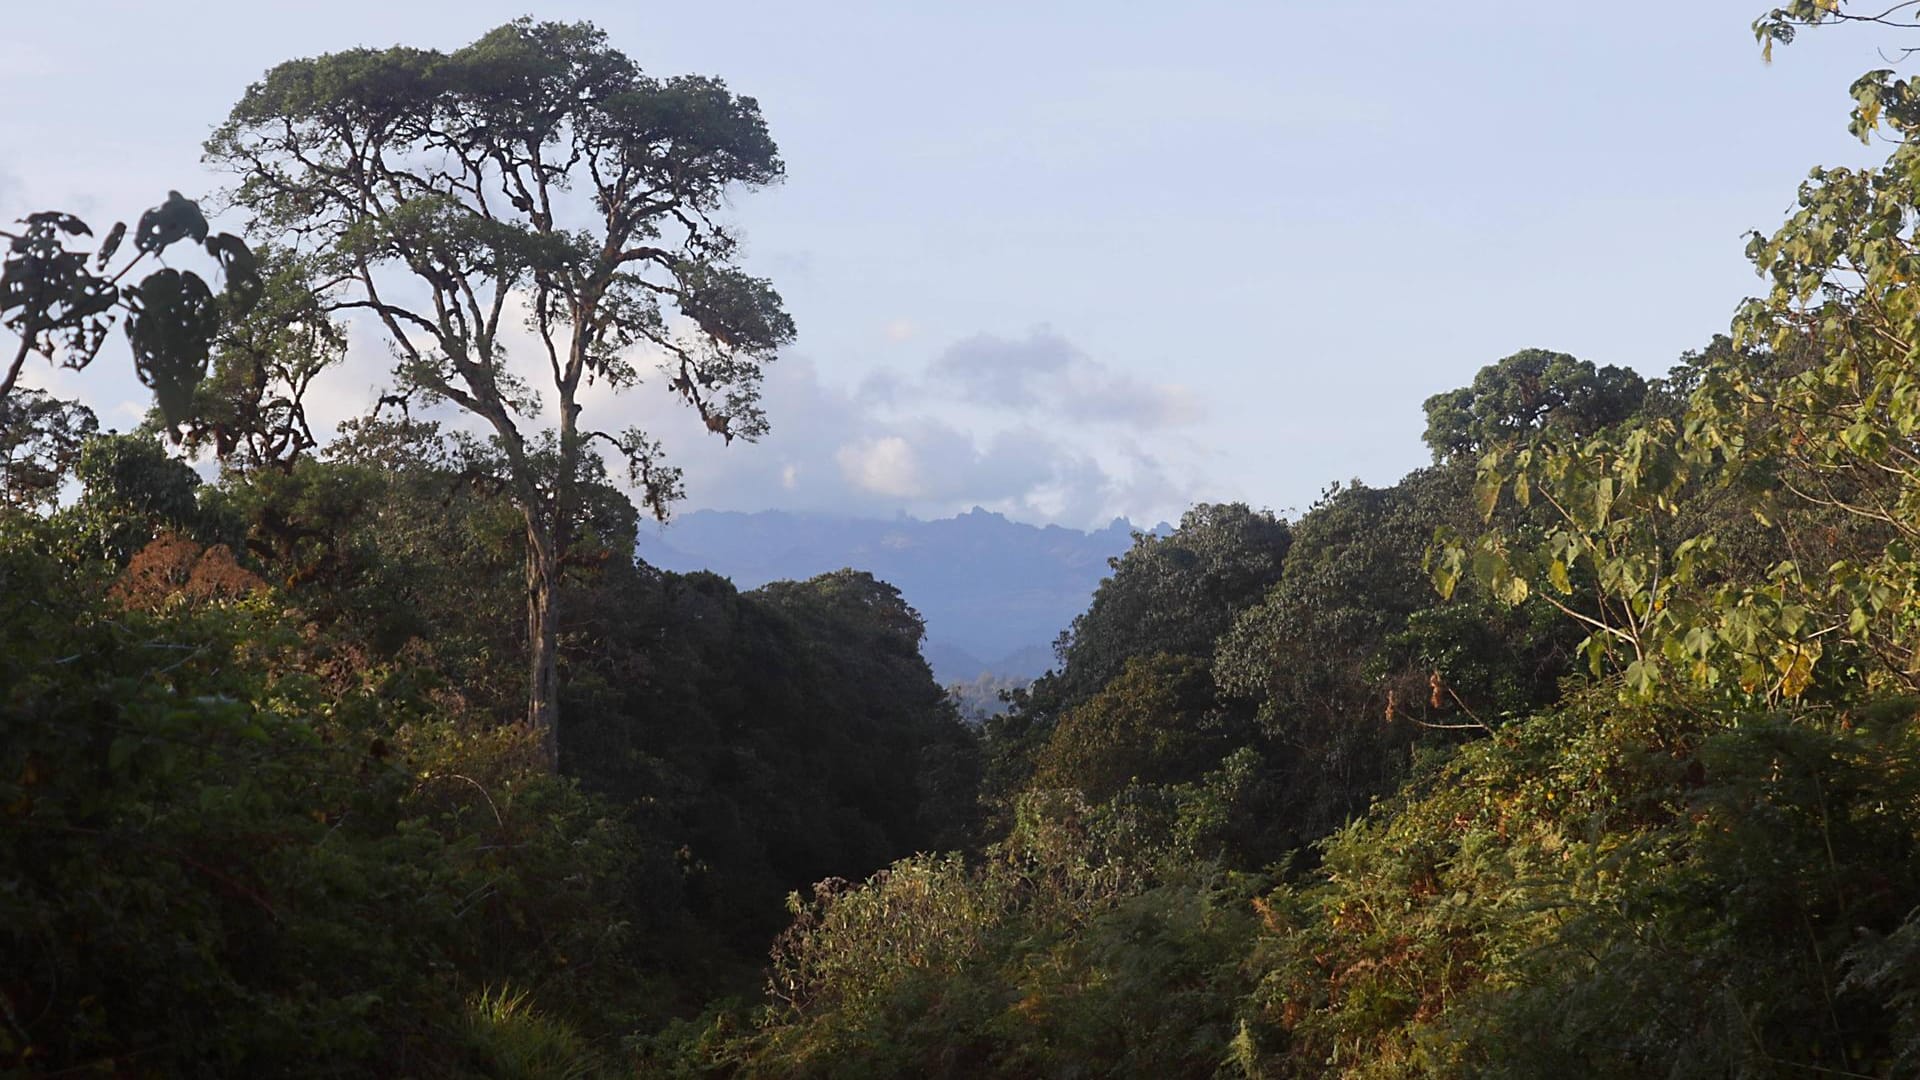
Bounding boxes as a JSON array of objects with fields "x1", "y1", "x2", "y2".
[{"x1": 10, "y1": 3, "x2": 1920, "y2": 1076}]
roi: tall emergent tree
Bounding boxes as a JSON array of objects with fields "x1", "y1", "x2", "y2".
[{"x1": 206, "y1": 20, "x2": 794, "y2": 765}]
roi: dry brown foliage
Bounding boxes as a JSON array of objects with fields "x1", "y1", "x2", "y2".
[{"x1": 111, "y1": 532, "x2": 267, "y2": 610}]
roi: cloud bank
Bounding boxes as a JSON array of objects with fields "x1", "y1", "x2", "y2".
[
  {"x1": 928, "y1": 329, "x2": 1202, "y2": 429},
  {"x1": 597, "y1": 326, "x2": 1205, "y2": 528}
]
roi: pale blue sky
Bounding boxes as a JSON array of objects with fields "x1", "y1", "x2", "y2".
[{"x1": 0, "y1": 1, "x2": 1890, "y2": 526}]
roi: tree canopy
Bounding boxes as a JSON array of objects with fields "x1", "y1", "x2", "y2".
[
  {"x1": 207, "y1": 18, "x2": 795, "y2": 764},
  {"x1": 1421, "y1": 347, "x2": 1646, "y2": 461}
]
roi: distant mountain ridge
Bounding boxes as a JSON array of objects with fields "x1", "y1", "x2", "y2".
[{"x1": 637, "y1": 508, "x2": 1162, "y2": 683}]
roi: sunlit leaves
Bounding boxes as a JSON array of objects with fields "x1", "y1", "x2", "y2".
[
  {"x1": 1429, "y1": 407, "x2": 1847, "y2": 705},
  {"x1": 1431, "y1": 117, "x2": 1920, "y2": 703},
  {"x1": 1423, "y1": 349, "x2": 1647, "y2": 462}
]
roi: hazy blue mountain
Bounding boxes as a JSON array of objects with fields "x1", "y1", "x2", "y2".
[{"x1": 637, "y1": 508, "x2": 1159, "y2": 683}]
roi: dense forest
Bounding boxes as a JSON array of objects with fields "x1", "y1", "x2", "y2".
[{"x1": 9, "y1": 3, "x2": 1920, "y2": 1076}]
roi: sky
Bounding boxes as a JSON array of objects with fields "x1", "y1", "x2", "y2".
[{"x1": 0, "y1": 1, "x2": 1896, "y2": 528}]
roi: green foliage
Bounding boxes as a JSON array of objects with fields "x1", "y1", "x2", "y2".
[
  {"x1": 208, "y1": 436, "x2": 528, "y2": 713},
  {"x1": 207, "y1": 19, "x2": 797, "y2": 761},
  {"x1": 563, "y1": 563, "x2": 982, "y2": 953},
  {"x1": 1421, "y1": 348, "x2": 1647, "y2": 462},
  {"x1": 24, "y1": 7, "x2": 1920, "y2": 1077},
  {"x1": 716, "y1": 13, "x2": 1920, "y2": 1073},
  {"x1": 1202, "y1": 468, "x2": 1572, "y2": 852},
  {"x1": 0, "y1": 388, "x2": 95, "y2": 511},
  {"x1": 1236, "y1": 692, "x2": 1920, "y2": 1078},
  {"x1": 1049, "y1": 503, "x2": 1292, "y2": 705},
  {"x1": 709, "y1": 796, "x2": 1261, "y2": 1079},
  {"x1": 0, "y1": 518, "x2": 659, "y2": 1073},
  {"x1": 1433, "y1": 4, "x2": 1920, "y2": 711},
  {"x1": 987, "y1": 503, "x2": 1289, "y2": 804},
  {"x1": 0, "y1": 410, "x2": 985, "y2": 1074},
  {"x1": 988, "y1": 466, "x2": 1575, "y2": 882},
  {"x1": 1435, "y1": 198, "x2": 1920, "y2": 707},
  {"x1": 180, "y1": 246, "x2": 343, "y2": 469},
  {"x1": 461, "y1": 986, "x2": 608, "y2": 1080},
  {"x1": 62, "y1": 430, "x2": 206, "y2": 562},
  {"x1": 1032, "y1": 653, "x2": 1224, "y2": 804}
]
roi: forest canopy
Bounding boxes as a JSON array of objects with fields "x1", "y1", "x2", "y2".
[{"x1": 9, "y1": 5, "x2": 1920, "y2": 1078}]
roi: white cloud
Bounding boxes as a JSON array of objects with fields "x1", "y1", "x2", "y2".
[
  {"x1": 929, "y1": 327, "x2": 1202, "y2": 429},
  {"x1": 577, "y1": 347, "x2": 1200, "y2": 528},
  {"x1": 837, "y1": 434, "x2": 922, "y2": 497}
]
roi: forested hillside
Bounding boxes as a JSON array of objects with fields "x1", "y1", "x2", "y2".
[
  {"x1": 638, "y1": 508, "x2": 1154, "y2": 683},
  {"x1": 9, "y1": 4, "x2": 1920, "y2": 1078}
]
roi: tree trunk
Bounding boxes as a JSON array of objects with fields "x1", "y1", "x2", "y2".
[{"x1": 524, "y1": 521, "x2": 561, "y2": 771}]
